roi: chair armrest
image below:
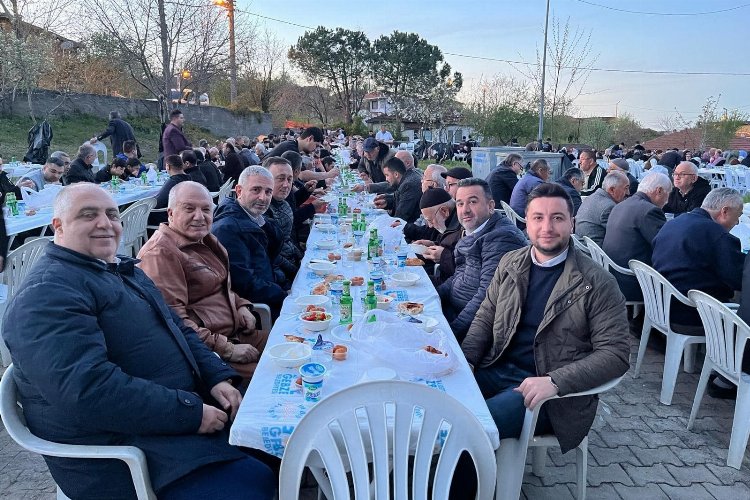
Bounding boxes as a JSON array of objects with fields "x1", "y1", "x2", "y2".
[
  {"x1": 725, "y1": 302, "x2": 740, "y2": 311},
  {"x1": 254, "y1": 303, "x2": 273, "y2": 330}
]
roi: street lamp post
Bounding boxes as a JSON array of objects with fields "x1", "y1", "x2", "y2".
[
  {"x1": 214, "y1": 0, "x2": 237, "y2": 104},
  {"x1": 537, "y1": 0, "x2": 550, "y2": 150}
]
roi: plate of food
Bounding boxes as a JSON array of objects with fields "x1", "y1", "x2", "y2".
[
  {"x1": 397, "y1": 301, "x2": 424, "y2": 316},
  {"x1": 405, "y1": 257, "x2": 425, "y2": 267},
  {"x1": 349, "y1": 275, "x2": 365, "y2": 286},
  {"x1": 311, "y1": 282, "x2": 329, "y2": 295}
]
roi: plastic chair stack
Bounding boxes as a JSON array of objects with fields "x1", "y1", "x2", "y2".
[{"x1": 120, "y1": 197, "x2": 157, "y2": 257}]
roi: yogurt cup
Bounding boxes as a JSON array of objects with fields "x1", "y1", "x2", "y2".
[{"x1": 299, "y1": 362, "x2": 326, "y2": 402}]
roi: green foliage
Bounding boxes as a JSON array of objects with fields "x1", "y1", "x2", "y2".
[
  {"x1": 0, "y1": 113, "x2": 221, "y2": 163},
  {"x1": 332, "y1": 115, "x2": 368, "y2": 137},
  {"x1": 481, "y1": 106, "x2": 537, "y2": 146},
  {"x1": 288, "y1": 27, "x2": 372, "y2": 123},
  {"x1": 580, "y1": 118, "x2": 614, "y2": 150}
]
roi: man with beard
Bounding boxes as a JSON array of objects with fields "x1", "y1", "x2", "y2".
[
  {"x1": 411, "y1": 188, "x2": 462, "y2": 284},
  {"x1": 462, "y1": 182, "x2": 629, "y2": 457},
  {"x1": 213, "y1": 166, "x2": 289, "y2": 318}
]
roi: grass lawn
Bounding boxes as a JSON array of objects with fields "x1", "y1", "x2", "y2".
[{"x1": 0, "y1": 114, "x2": 222, "y2": 164}]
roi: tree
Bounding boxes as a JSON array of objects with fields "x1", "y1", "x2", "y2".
[
  {"x1": 83, "y1": 0, "x2": 234, "y2": 121},
  {"x1": 465, "y1": 74, "x2": 537, "y2": 145},
  {"x1": 696, "y1": 95, "x2": 749, "y2": 150},
  {"x1": 612, "y1": 112, "x2": 648, "y2": 148},
  {"x1": 239, "y1": 28, "x2": 287, "y2": 113},
  {"x1": 580, "y1": 118, "x2": 613, "y2": 150},
  {"x1": 517, "y1": 15, "x2": 598, "y2": 141},
  {"x1": 370, "y1": 31, "x2": 461, "y2": 131},
  {"x1": 288, "y1": 27, "x2": 371, "y2": 124}
]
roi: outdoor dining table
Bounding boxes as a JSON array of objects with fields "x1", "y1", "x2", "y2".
[
  {"x1": 2, "y1": 184, "x2": 162, "y2": 247},
  {"x1": 228, "y1": 215, "x2": 500, "y2": 458}
]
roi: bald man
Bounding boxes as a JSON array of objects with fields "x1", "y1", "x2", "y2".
[{"x1": 663, "y1": 161, "x2": 711, "y2": 215}]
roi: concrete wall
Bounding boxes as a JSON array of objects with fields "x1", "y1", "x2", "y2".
[{"x1": 4, "y1": 90, "x2": 272, "y2": 138}]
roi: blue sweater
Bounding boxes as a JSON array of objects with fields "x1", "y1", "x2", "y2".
[{"x1": 652, "y1": 208, "x2": 744, "y2": 325}]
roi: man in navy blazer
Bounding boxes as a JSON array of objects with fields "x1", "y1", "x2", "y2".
[
  {"x1": 3, "y1": 184, "x2": 275, "y2": 500},
  {"x1": 602, "y1": 172, "x2": 672, "y2": 300}
]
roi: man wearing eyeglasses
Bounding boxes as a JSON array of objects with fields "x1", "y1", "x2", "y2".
[
  {"x1": 62, "y1": 143, "x2": 97, "y2": 185},
  {"x1": 663, "y1": 161, "x2": 711, "y2": 216}
]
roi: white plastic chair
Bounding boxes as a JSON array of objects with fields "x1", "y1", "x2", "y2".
[
  {"x1": 253, "y1": 303, "x2": 273, "y2": 331},
  {"x1": 583, "y1": 236, "x2": 642, "y2": 318},
  {"x1": 495, "y1": 376, "x2": 624, "y2": 500},
  {"x1": 571, "y1": 235, "x2": 590, "y2": 256},
  {"x1": 0, "y1": 364, "x2": 157, "y2": 499},
  {"x1": 687, "y1": 290, "x2": 750, "y2": 469},
  {"x1": 90, "y1": 141, "x2": 108, "y2": 171},
  {"x1": 499, "y1": 201, "x2": 526, "y2": 227},
  {"x1": 120, "y1": 197, "x2": 157, "y2": 257},
  {"x1": 0, "y1": 237, "x2": 53, "y2": 366},
  {"x1": 279, "y1": 380, "x2": 497, "y2": 500},
  {"x1": 629, "y1": 260, "x2": 705, "y2": 405},
  {"x1": 211, "y1": 179, "x2": 234, "y2": 205}
]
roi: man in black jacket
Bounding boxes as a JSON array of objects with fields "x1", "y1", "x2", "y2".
[
  {"x1": 90, "y1": 111, "x2": 138, "y2": 156},
  {"x1": 374, "y1": 157, "x2": 422, "y2": 223},
  {"x1": 487, "y1": 153, "x2": 522, "y2": 205},
  {"x1": 663, "y1": 161, "x2": 712, "y2": 215},
  {"x1": 150, "y1": 154, "x2": 191, "y2": 225},
  {"x1": 63, "y1": 143, "x2": 97, "y2": 185},
  {"x1": 2, "y1": 184, "x2": 275, "y2": 499},
  {"x1": 554, "y1": 167, "x2": 583, "y2": 215},
  {"x1": 264, "y1": 127, "x2": 323, "y2": 158}
]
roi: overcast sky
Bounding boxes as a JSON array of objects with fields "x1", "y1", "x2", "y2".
[{"x1": 243, "y1": 0, "x2": 750, "y2": 129}]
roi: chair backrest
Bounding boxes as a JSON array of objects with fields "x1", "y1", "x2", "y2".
[
  {"x1": 120, "y1": 197, "x2": 157, "y2": 257},
  {"x1": 0, "y1": 365, "x2": 157, "y2": 499},
  {"x1": 571, "y1": 235, "x2": 590, "y2": 255},
  {"x1": 217, "y1": 179, "x2": 234, "y2": 205},
  {"x1": 500, "y1": 200, "x2": 526, "y2": 224},
  {"x1": 91, "y1": 141, "x2": 108, "y2": 170},
  {"x1": 279, "y1": 380, "x2": 496, "y2": 500},
  {"x1": 688, "y1": 290, "x2": 750, "y2": 380},
  {"x1": 629, "y1": 260, "x2": 693, "y2": 332},
  {"x1": 2, "y1": 237, "x2": 52, "y2": 298},
  {"x1": 583, "y1": 236, "x2": 632, "y2": 276}
]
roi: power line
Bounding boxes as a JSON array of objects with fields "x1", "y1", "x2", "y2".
[
  {"x1": 574, "y1": 0, "x2": 750, "y2": 16},
  {"x1": 235, "y1": 8, "x2": 750, "y2": 77}
]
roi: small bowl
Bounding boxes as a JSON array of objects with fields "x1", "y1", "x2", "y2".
[
  {"x1": 344, "y1": 248, "x2": 364, "y2": 261},
  {"x1": 391, "y1": 272, "x2": 420, "y2": 287},
  {"x1": 310, "y1": 261, "x2": 336, "y2": 276},
  {"x1": 316, "y1": 223, "x2": 336, "y2": 232},
  {"x1": 376, "y1": 295, "x2": 393, "y2": 310},
  {"x1": 316, "y1": 239, "x2": 337, "y2": 250},
  {"x1": 267, "y1": 342, "x2": 312, "y2": 369},
  {"x1": 299, "y1": 312, "x2": 333, "y2": 331},
  {"x1": 294, "y1": 294, "x2": 330, "y2": 312}
]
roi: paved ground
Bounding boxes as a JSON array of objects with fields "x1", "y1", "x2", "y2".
[{"x1": 1, "y1": 337, "x2": 750, "y2": 499}]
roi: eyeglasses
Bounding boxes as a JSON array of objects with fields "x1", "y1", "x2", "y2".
[{"x1": 673, "y1": 173, "x2": 696, "y2": 179}]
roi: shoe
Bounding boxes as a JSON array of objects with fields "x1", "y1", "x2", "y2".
[{"x1": 706, "y1": 375, "x2": 737, "y2": 400}]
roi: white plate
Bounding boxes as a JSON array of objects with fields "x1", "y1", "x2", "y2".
[{"x1": 315, "y1": 240, "x2": 337, "y2": 250}]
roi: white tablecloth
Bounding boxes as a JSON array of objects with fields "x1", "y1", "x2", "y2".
[
  {"x1": 229, "y1": 219, "x2": 500, "y2": 457},
  {"x1": 4, "y1": 185, "x2": 161, "y2": 237}
]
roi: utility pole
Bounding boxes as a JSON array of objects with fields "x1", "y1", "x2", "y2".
[
  {"x1": 537, "y1": 0, "x2": 551, "y2": 150},
  {"x1": 214, "y1": 0, "x2": 237, "y2": 104}
]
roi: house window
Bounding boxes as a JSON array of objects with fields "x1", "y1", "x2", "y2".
[{"x1": 370, "y1": 100, "x2": 379, "y2": 111}]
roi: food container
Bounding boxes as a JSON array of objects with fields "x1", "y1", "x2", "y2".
[
  {"x1": 309, "y1": 261, "x2": 336, "y2": 276},
  {"x1": 293, "y1": 294, "x2": 330, "y2": 313},
  {"x1": 299, "y1": 312, "x2": 333, "y2": 331},
  {"x1": 267, "y1": 342, "x2": 312, "y2": 369},
  {"x1": 376, "y1": 295, "x2": 393, "y2": 310},
  {"x1": 299, "y1": 362, "x2": 326, "y2": 402},
  {"x1": 391, "y1": 272, "x2": 419, "y2": 287}
]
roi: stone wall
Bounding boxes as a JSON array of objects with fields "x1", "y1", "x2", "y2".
[{"x1": 4, "y1": 90, "x2": 272, "y2": 138}]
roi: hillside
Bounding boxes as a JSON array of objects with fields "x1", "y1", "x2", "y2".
[{"x1": 0, "y1": 114, "x2": 222, "y2": 164}]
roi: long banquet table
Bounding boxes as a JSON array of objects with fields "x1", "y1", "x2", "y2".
[
  {"x1": 228, "y1": 216, "x2": 500, "y2": 457},
  {"x1": 3, "y1": 184, "x2": 162, "y2": 247}
]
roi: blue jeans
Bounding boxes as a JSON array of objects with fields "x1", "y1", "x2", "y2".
[
  {"x1": 159, "y1": 457, "x2": 276, "y2": 500},
  {"x1": 475, "y1": 362, "x2": 553, "y2": 439}
]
